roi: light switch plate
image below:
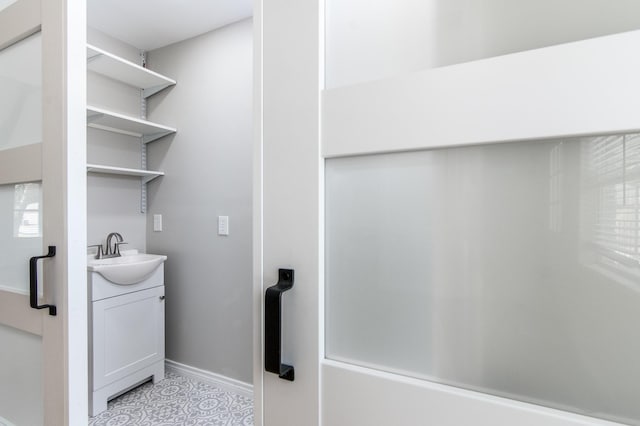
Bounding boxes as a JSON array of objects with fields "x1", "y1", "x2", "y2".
[
  {"x1": 153, "y1": 214, "x2": 162, "y2": 232},
  {"x1": 218, "y1": 216, "x2": 229, "y2": 236}
]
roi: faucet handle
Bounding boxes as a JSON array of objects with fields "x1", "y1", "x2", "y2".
[
  {"x1": 88, "y1": 244, "x2": 104, "y2": 259},
  {"x1": 114, "y1": 241, "x2": 128, "y2": 255}
]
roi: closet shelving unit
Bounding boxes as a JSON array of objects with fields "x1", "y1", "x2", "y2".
[{"x1": 86, "y1": 43, "x2": 176, "y2": 207}]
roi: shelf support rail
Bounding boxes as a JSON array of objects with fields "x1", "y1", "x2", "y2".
[{"x1": 140, "y1": 50, "x2": 148, "y2": 213}]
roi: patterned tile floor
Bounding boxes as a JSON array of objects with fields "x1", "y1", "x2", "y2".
[{"x1": 89, "y1": 372, "x2": 253, "y2": 426}]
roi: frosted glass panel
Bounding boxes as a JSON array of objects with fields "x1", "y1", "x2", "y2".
[
  {"x1": 326, "y1": 0, "x2": 640, "y2": 88},
  {"x1": 0, "y1": 0, "x2": 17, "y2": 12},
  {"x1": 0, "y1": 182, "x2": 42, "y2": 294},
  {"x1": 0, "y1": 324, "x2": 43, "y2": 426},
  {"x1": 0, "y1": 32, "x2": 42, "y2": 150},
  {"x1": 326, "y1": 134, "x2": 640, "y2": 425}
]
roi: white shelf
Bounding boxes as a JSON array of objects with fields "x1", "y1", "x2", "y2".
[
  {"x1": 87, "y1": 164, "x2": 164, "y2": 184},
  {"x1": 87, "y1": 106, "x2": 176, "y2": 143},
  {"x1": 87, "y1": 44, "x2": 176, "y2": 98}
]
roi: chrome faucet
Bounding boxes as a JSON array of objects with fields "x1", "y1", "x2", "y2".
[
  {"x1": 87, "y1": 233, "x2": 127, "y2": 259},
  {"x1": 105, "y1": 232, "x2": 126, "y2": 258}
]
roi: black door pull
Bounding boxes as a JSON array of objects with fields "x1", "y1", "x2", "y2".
[
  {"x1": 29, "y1": 246, "x2": 57, "y2": 316},
  {"x1": 265, "y1": 268, "x2": 294, "y2": 381}
]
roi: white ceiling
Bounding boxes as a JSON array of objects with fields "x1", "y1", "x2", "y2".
[{"x1": 87, "y1": 0, "x2": 252, "y2": 51}]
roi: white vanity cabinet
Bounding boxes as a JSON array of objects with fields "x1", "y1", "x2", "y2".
[{"x1": 89, "y1": 266, "x2": 166, "y2": 416}]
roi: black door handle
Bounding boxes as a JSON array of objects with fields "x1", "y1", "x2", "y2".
[
  {"x1": 29, "y1": 246, "x2": 57, "y2": 316},
  {"x1": 265, "y1": 268, "x2": 294, "y2": 381}
]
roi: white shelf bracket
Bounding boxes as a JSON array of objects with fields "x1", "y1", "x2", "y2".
[
  {"x1": 142, "y1": 131, "x2": 171, "y2": 144},
  {"x1": 143, "y1": 84, "x2": 172, "y2": 99},
  {"x1": 87, "y1": 53, "x2": 102, "y2": 63},
  {"x1": 87, "y1": 111, "x2": 104, "y2": 123},
  {"x1": 141, "y1": 174, "x2": 162, "y2": 185}
]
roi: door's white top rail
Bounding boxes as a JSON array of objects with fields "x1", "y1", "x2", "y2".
[{"x1": 323, "y1": 29, "x2": 640, "y2": 158}]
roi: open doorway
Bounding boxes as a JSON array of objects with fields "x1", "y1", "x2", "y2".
[{"x1": 85, "y1": 1, "x2": 255, "y2": 423}]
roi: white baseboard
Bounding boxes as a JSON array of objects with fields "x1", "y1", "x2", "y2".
[{"x1": 165, "y1": 359, "x2": 253, "y2": 399}]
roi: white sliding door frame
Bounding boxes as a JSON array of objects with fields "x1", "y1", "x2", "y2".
[
  {"x1": 255, "y1": 0, "x2": 323, "y2": 425},
  {"x1": 0, "y1": 0, "x2": 87, "y2": 424}
]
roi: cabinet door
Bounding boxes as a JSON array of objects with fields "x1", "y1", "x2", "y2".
[{"x1": 93, "y1": 286, "x2": 165, "y2": 390}]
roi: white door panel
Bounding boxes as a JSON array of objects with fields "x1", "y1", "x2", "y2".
[{"x1": 259, "y1": 1, "x2": 640, "y2": 425}]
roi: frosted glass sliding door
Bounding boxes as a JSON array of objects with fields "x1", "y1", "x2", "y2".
[
  {"x1": 0, "y1": 182, "x2": 42, "y2": 294},
  {"x1": 0, "y1": 32, "x2": 42, "y2": 151},
  {"x1": 325, "y1": 134, "x2": 640, "y2": 425},
  {"x1": 0, "y1": 28, "x2": 44, "y2": 426},
  {"x1": 326, "y1": 0, "x2": 640, "y2": 88},
  {"x1": 0, "y1": 0, "x2": 17, "y2": 12}
]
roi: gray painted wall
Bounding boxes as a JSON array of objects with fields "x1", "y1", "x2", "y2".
[{"x1": 145, "y1": 19, "x2": 253, "y2": 384}]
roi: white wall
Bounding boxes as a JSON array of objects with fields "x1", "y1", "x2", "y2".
[
  {"x1": 146, "y1": 19, "x2": 254, "y2": 384},
  {"x1": 326, "y1": 0, "x2": 640, "y2": 88}
]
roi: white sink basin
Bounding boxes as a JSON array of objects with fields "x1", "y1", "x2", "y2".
[{"x1": 88, "y1": 253, "x2": 167, "y2": 285}]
